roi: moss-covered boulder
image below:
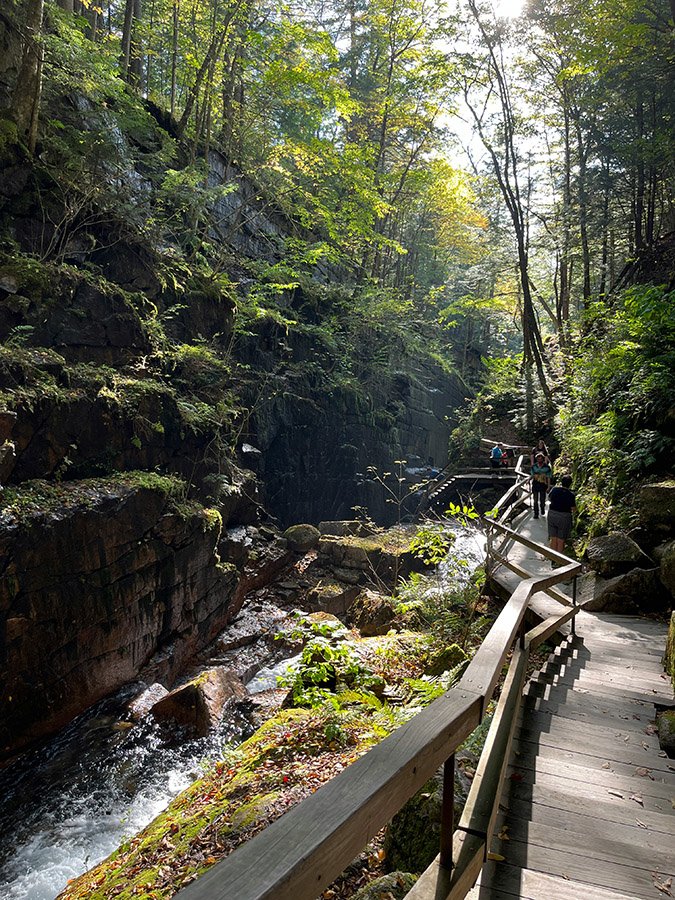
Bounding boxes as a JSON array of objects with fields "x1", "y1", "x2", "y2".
[
  {"x1": 658, "y1": 541, "x2": 675, "y2": 600},
  {"x1": 318, "y1": 526, "x2": 425, "y2": 589},
  {"x1": 425, "y1": 643, "x2": 468, "y2": 677},
  {"x1": 639, "y1": 481, "x2": 675, "y2": 534},
  {"x1": 352, "y1": 872, "x2": 417, "y2": 899},
  {"x1": 348, "y1": 588, "x2": 398, "y2": 636},
  {"x1": 657, "y1": 709, "x2": 675, "y2": 758},
  {"x1": 283, "y1": 523, "x2": 321, "y2": 552}
]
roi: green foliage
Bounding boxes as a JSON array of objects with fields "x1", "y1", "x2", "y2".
[
  {"x1": 558, "y1": 284, "x2": 675, "y2": 531},
  {"x1": 278, "y1": 636, "x2": 376, "y2": 708}
]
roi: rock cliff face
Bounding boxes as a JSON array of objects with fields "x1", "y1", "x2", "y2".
[
  {"x1": 0, "y1": 103, "x2": 471, "y2": 760},
  {"x1": 0, "y1": 479, "x2": 240, "y2": 759}
]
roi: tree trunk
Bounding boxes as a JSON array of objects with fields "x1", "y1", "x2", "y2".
[
  {"x1": 12, "y1": 0, "x2": 45, "y2": 151},
  {"x1": 129, "y1": 0, "x2": 143, "y2": 87},
  {"x1": 170, "y1": 0, "x2": 179, "y2": 116}
]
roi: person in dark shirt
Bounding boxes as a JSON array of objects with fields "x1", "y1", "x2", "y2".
[
  {"x1": 547, "y1": 474, "x2": 576, "y2": 554},
  {"x1": 530, "y1": 452, "x2": 552, "y2": 518}
]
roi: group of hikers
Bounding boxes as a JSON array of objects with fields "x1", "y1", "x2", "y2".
[{"x1": 489, "y1": 437, "x2": 576, "y2": 558}]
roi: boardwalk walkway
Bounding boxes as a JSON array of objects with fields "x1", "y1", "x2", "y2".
[{"x1": 470, "y1": 512, "x2": 675, "y2": 899}]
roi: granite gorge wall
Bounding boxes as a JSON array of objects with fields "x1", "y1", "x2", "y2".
[{"x1": 0, "y1": 479, "x2": 240, "y2": 760}]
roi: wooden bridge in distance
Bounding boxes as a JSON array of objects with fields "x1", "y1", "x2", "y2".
[{"x1": 176, "y1": 458, "x2": 674, "y2": 900}]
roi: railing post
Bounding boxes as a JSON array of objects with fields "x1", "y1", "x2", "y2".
[
  {"x1": 486, "y1": 525, "x2": 493, "y2": 577},
  {"x1": 571, "y1": 575, "x2": 578, "y2": 635},
  {"x1": 439, "y1": 753, "x2": 455, "y2": 870}
]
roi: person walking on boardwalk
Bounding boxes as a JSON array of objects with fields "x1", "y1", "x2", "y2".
[
  {"x1": 547, "y1": 474, "x2": 576, "y2": 555},
  {"x1": 530, "y1": 451, "x2": 552, "y2": 518},
  {"x1": 530, "y1": 438, "x2": 550, "y2": 466},
  {"x1": 489, "y1": 442, "x2": 503, "y2": 469}
]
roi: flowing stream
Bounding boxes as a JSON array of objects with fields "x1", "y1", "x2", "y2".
[{"x1": 0, "y1": 523, "x2": 484, "y2": 900}]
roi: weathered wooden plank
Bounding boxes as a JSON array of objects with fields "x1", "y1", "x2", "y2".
[
  {"x1": 501, "y1": 810, "x2": 675, "y2": 867},
  {"x1": 515, "y1": 720, "x2": 667, "y2": 770},
  {"x1": 461, "y1": 570, "x2": 578, "y2": 707},
  {"x1": 488, "y1": 520, "x2": 583, "y2": 569},
  {"x1": 174, "y1": 689, "x2": 482, "y2": 900},
  {"x1": 491, "y1": 834, "x2": 674, "y2": 898},
  {"x1": 501, "y1": 793, "x2": 675, "y2": 846},
  {"x1": 531, "y1": 671, "x2": 671, "y2": 704},
  {"x1": 492, "y1": 552, "x2": 575, "y2": 608},
  {"x1": 524, "y1": 694, "x2": 658, "y2": 731},
  {"x1": 518, "y1": 707, "x2": 664, "y2": 746},
  {"x1": 470, "y1": 863, "x2": 645, "y2": 900},
  {"x1": 506, "y1": 758, "x2": 675, "y2": 807}
]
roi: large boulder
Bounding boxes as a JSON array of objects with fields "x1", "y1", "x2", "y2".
[
  {"x1": 283, "y1": 523, "x2": 321, "y2": 552},
  {"x1": 348, "y1": 589, "x2": 398, "y2": 636},
  {"x1": 579, "y1": 568, "x2": 669, "y2": 614},
  {"x1": 585, "y1": 532, "x2": 652, "y2": 577},
  {"x1": 639, "y1": 481, "x2": 675, "y2": 534},
  {"x1": 150, "y1": 668, "x2": 247, "y2": 737},
  {"x1": 658, "y1": 540, "x2": 675, "y2": 599},
  {"x1": 318, "y1": 526, "x2": 425, "y2": 590},
  {"x1": 307, "y1": 580, "x2": 360, "y2": 617}
]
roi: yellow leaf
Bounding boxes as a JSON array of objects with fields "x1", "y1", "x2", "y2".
[{"x1": 487, "y1": 852, "x2": 505, "y2": 862}]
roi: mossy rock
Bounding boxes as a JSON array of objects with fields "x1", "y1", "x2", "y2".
[
  {"x1": 425, "y1": 643, "x2": 468, "y2": 677},
  {"x1": 665, "y1": 611, "x2": 675, "y2": 687},
  {"x1": 283, "y1": 523, "x2": 321, "y2": 552},
  {"x1": 352, "y1": 872, "x2": 417, "y2": 899},
  {"x1": 657, "y1": 709, "x2": 675, "y2": 758}
]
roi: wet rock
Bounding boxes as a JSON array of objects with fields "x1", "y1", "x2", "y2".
[
  {"x1": 347, "y1": 589, "x2": 398, "y2": 636},
  {"x1": 150, "y1": 668, "x2": 247, "y2": 737},
  {"x1": 639, "y1": 481, "x2": 675, "y2": 534},
  {"x1": 283, "y1": 523, "x2": 321, "y2": 552},
  {"x1": 579, "y1": 568, "x2": 669, "y2": 614},
  {"x1": 585, "y1": 532, "x2": 652, "y2": 577},
  {"x1": 307, "y1": 581, "x2": 360, "y2": 617},
  {"x1": 352, "y1": 872, "x2": 417, "y2": 899},
  {"x1": 657, "y1": 709, "x2": 675, "y2": 758},
  {"x1": 128, "y1": 682, "x2": 169, "y2": 720}
]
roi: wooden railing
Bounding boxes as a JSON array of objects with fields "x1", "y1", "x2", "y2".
[{"x1": 176, "y1": 455, "x2": 582, "y2": 900}]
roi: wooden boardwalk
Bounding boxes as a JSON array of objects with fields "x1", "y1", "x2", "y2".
[{"x1": 470, "y1": 512, "x2": 675, "y2": 900}]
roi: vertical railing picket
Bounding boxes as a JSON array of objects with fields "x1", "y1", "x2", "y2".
[{"x1": 440, "y1": 753, "x2": 455, "y2": 871}]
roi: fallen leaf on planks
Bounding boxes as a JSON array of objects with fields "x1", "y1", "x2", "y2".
[
  {"x1": 607, "y1": 789, "x2": 625, "y2": 799},
  {"x1": 487, "y1": 852, "x2": 505, "y2": 862},
  {"x1": 630, "y1": 793, "x2": 644, "y2": 806},
  {"x1": 635, "y1": 767, "x2": 654, "y2": 779},
  {"x1": 652, "y1": 875, "x2": 672, "y2": 896},
  {"x1": 636, "y1": 818, "x2": 647, "y2": 828}
]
